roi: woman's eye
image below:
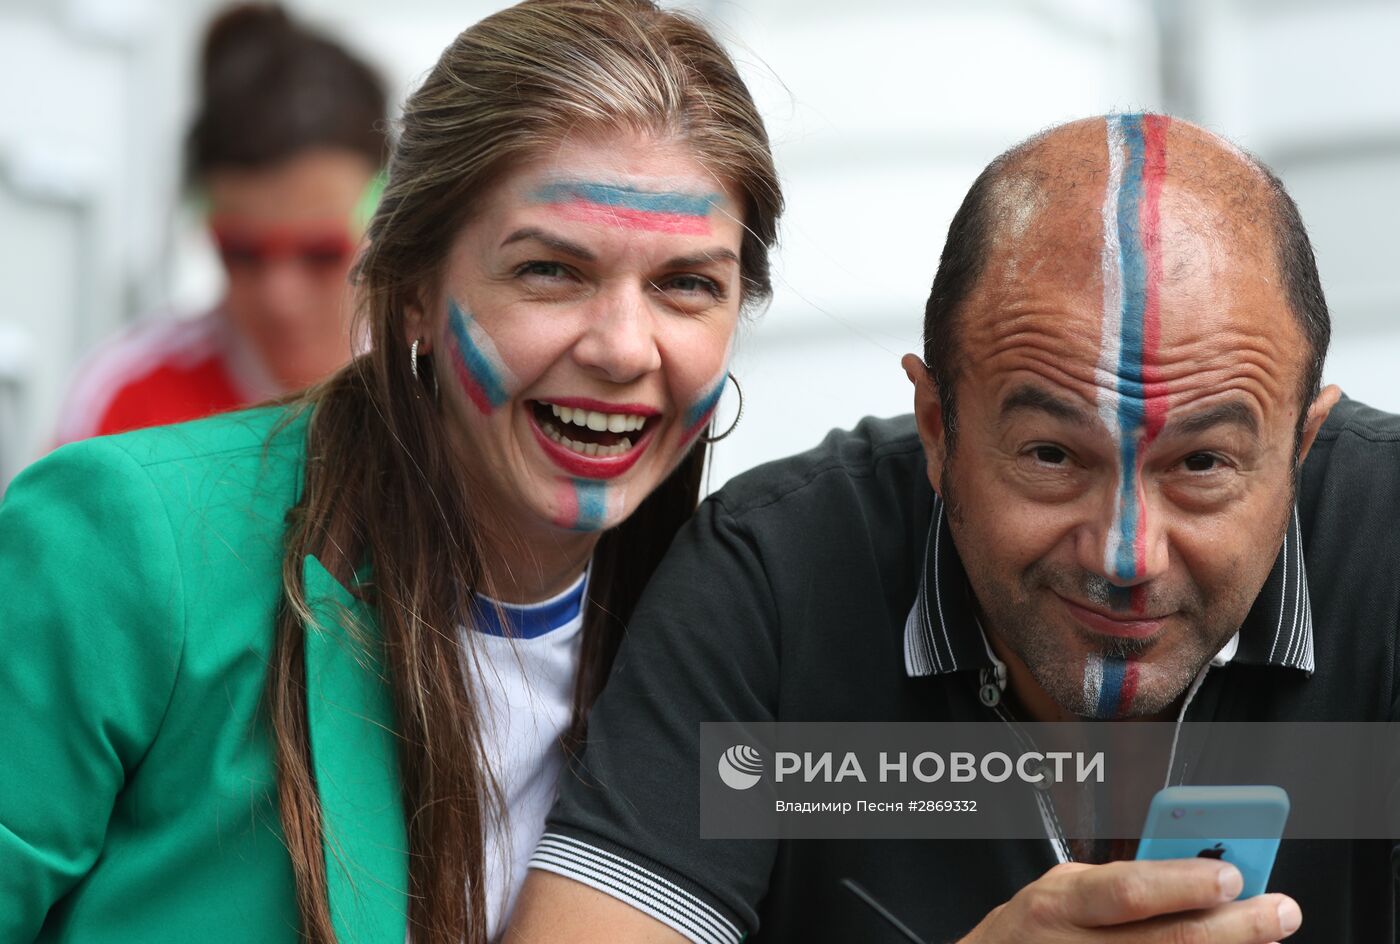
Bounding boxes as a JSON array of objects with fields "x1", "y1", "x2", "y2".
[
  {"x1": 518, "y1": 261, "x2": 569, "y2": 279},
  {"x1": 1032, "y1": 445, "x2": 1068, "y2": 465},
  {"x1": 662, "y1": 274, "x2": 721, "y2": 297},
  {"x1": 1183, "y1": 452, "x2": 1220, "y2": 472}
]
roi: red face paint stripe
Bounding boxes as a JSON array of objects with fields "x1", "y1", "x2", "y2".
[
  {"x1": 452, "y1": 358, "x2": 496, "y2": 415},
  {"x1": 1134, "y1": 114, "x2": 1171, "y2": 577},
  {"x1": 1116, "y1": 658, "x2": 1140, "y2": 716},
  {"x1": 551, "y1": 200, "x2": 712, "y2": 235},
  {"x1": 551, "y1": 481, "x2": 580, "y2": 529}
]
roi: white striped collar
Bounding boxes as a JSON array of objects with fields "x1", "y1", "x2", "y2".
[{"x1": 904, "y1": 494, "x2": 1314, "y2": 678}]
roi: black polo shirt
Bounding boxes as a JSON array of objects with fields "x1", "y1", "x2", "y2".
[{"x1": 532, "y1": 397, "x2": 1400, "y2": 944}]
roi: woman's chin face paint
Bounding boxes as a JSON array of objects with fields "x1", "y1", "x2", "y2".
[
  {"x1": 1097, "y1": 113, "x2": 1171, "y2": 605},
  {"x1": 551, "y1": 479, "x2": 629, "y2": 532},
  {"x1": 447, "y1": 298, "x2": 520, "y2": 414}
]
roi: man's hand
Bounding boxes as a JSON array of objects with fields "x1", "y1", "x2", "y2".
[{"x1": 960, "y1": 860, "x2": 1301, "y2": 943}]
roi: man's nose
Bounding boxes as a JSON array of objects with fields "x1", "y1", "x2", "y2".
[
  {"x1": 571, "y1": 285, "x2": 662, "y2": 383},
  {"x1": 1081, "y1": 474, "x2": 1171, "y2": 588}
]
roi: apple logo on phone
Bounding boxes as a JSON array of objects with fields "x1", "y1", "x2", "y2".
[{"x1": 1196, "y1": 843, "x2": 1227, "y2": 860}]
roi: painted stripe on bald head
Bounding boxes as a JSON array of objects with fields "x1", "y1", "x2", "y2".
[{"x1": 1098, "y1": 114, "x2": 1171, "y2": 587}]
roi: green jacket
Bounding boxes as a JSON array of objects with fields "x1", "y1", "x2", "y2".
[{"x1": 0, "y1": 406, "x2": 408, "y2": 942}]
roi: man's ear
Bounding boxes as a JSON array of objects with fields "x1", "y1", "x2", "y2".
[
  {"x1": 901, "y1": 353, "x2": 949, "y2": 495},
  {"x1": 1297, "y1": 383, "x2": 1342, "y2": 465}
]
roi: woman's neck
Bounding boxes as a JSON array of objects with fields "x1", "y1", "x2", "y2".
[{"x1": 480, "y1": 523, "x2": 599, "y2": 605}]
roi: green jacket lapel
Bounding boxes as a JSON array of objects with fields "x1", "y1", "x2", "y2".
[{"x1": 301, "y1": 554, "x2": 409, "y2": 943}]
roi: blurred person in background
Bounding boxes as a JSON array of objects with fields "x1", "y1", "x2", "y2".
[
  {"x1": 53, "y1": 3, "x2": 387, "y2": 445},
  {"x1": 0, "y1": 1, "x2": 780, "y2": 942}
]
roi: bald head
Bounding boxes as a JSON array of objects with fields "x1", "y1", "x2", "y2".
[{"x1": 922, "y1": 114, "x2": 1329, "y2": 449}]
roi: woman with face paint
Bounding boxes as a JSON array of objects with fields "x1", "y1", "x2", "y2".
[
  {"x1": 0, "y1": 3, "x2": 782, "y2": 943},
  {"x1": 54, "y1": 3, "x2": 388, "y2": 445}
]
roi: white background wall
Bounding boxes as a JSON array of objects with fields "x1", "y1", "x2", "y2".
[{"x1": 0, "y1": 0, "x2": 1397, "y2": 489}]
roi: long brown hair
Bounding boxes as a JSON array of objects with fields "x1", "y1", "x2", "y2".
[{"x1": 267, "y1": 2, "x2": 783, "y2": 942}]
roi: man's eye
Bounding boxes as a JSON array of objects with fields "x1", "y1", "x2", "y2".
[
  {"x1": 1183, "y1": 453, "x2": 1220, "y2": 472},
  {"x1": 1033, "y1": 446, "x2": 1068, "y2": 465}
]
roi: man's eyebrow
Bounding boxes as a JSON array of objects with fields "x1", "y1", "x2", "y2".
[
  {"x1": 999, "y1": 384, "x2": 1095, "y2": 429},
  {"x1": 1160, "y1": 400, "x2": 1261, "y2": 440},
  {"x1": 660, "y1": 248, "x2": 740, "y2": 269},
  {"x1": 500, "y1": 227, "x2": 595, "y2": 261}
]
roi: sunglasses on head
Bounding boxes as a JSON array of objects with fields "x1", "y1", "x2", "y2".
[{"x1": 209, "y1": 219, "x2": 357, "y2": 271}]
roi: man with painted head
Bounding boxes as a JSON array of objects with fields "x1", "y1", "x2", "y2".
[{"x1": 507, "y1": 115, "x2": 1397, "y2": 943}]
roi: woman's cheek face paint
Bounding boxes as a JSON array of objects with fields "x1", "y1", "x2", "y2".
[
  {"x1": 447, "y1": 298, "x2": 520, "y2": 415},
  {"x1": 680, "y1": 359, "x2": 731, "y2": 445},
  {"x1": 1082, "y1": 653, "x2": 1141, "y2": 719},
  {"x1": 552, "y1": 479, "x2": 628, "y2": 532},
  {"x1": 1096, "y1": 113, "x2": 1170, "y2": 609},
  {"x1": 529, "y1": 180, "x2": 719, "y2": 235}
]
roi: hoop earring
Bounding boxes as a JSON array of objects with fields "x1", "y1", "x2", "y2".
[
  {"x1": 410, "y1": 338, "x2": 439, "y2": 397},
  {"x1": 698, "y1": 372, "x2": 743, "y2": 443}
]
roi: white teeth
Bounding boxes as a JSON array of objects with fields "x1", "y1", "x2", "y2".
[
  {"x1": 538, "y1": 402, "x2": 650, "y2": 433},
  {"x1": 537, "y1": 402, "x2": 652, "y2": 458},
  {"x1": 542, "y1": 427, "x2": 636, "y2": 458}
]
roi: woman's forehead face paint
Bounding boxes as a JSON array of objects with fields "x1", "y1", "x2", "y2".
[
  {"x1": 1083, "y1": 653, "x2": 1140, "y2": 719},
  {"x1": 448, "y1": 298, "x2": 519, "y2": 414},
  {"x1": 529, "y1": 180, "x2": 720, "y2": 235},
  {"x1": 553, "y1": 479, "x2": 628, "y2": 532},
  {"x1": 1096, "y1": 113, "x2": 1171, "y2": 606}
]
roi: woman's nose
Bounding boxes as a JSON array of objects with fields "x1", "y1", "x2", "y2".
[{"x1": 571, "y1": 287, "x2": 662, "y2": 383}]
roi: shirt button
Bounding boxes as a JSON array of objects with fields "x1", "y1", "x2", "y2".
[{"x1": 978, "y1": 682, "x2": 1001, "y2": 707}]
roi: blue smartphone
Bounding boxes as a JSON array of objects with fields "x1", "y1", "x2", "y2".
[{"x1": 1135, "y1": 786, "x2": 1289, "y2": 898}]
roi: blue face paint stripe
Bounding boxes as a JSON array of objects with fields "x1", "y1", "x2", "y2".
[
  {"x1": 1095, "y1": 657, "x2": 1127, "y2": 718},
  {"x1": 532, "y1": 182, "x2": 716, "y2": 217},
  {"x1": 684, "y1": 374, "x2": 727, "y2": 431},
  {"x1": 1112, "y1": 114, "x2": 1150, "y2": 581},
  {"x1": 448, "y1": 300, "x2": 511, "y2": 408},
  {"x1": 1116, "y1": 116, "x2": 1149, "y2": 385},
  {"x1": 573, "y1": 479, "x2": 609, "y2": 531}
]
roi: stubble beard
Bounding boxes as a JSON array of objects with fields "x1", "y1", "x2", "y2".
[{"x1": 938, "y1": 458, "x2": 1258, "y2": 720}]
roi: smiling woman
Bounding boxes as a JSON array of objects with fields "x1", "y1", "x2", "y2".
[
  {"x1": 417, "y1": 134, "x2": 745, "y2": 540},
  {"x1": 0, "y1": 2, "x2": 782, "y2": 943}
]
